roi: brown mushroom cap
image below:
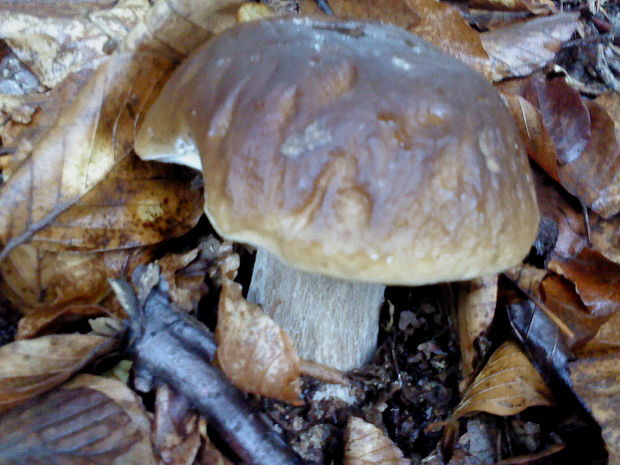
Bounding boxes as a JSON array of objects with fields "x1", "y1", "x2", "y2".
[{"x1": 135, "y1": 17, "x2": 540, "y2": 285}]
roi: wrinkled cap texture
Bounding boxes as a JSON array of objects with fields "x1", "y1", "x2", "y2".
[{"x1": 135, "y1": 17, "x2": 540, "y2": 285}]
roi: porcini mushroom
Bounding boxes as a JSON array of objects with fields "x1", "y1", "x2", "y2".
[{"x1": 134, "y1": 18, "x2": 539, "y2": 371}]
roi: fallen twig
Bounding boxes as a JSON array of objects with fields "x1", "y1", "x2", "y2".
[{"x1": 110, "y1": 266, "x2": 302, "y2": 465}]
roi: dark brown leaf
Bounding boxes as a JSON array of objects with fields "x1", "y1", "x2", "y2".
[
  {"x1": 549, "y1": 248, "x2": 620, "y2": 319},
  {"x1": 506, "y1": 300, "x2": 572, "y2": 389},
  {"x1": 589, "y1": 211, "x2": 620, "y2": 265},
  {"x1": 0, "y1": 384, "x2": 142, "y2": 465},
  {"x1": 559, "y1": 100, "x2": 620, "y2": 218},
  {"x1": 540, "y1": 274, "x2": 609, "y2": 349}
]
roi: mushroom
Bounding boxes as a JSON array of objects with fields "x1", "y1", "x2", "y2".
[{"x1": 134, "y1": 18, "x2": 540, "y2": 371}]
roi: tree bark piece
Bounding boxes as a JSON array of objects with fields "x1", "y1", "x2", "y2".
[{"x1": 248, "y1": 249, "x2": 385, "y2": 371}]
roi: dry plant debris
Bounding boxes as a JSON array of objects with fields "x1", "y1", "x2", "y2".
[{"x1": 0, "y1": 0, "x2": 619, "y2": 464}]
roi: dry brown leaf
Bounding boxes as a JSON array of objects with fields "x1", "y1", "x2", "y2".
[
  {"x1": 0, "y1": 53, "x2": 174, "y2": 260},
  {"x1": 0, "y1": 334, "x2": 115, "y2": 411},
  {"x1": 596, "y1": 91, "x2": 620, "y2": 142},
  {"x1": 30, "y1": 155, "x2": 203, "y2": 252},
  {"x1": 504, "y1": 264, "x2": 547, "y2": 298},
  {"x1": 0, "y1": 373, "x2": 155, "y2": 465},
  {"x1": 123, "y1": 0, "x2": 245, "y2": 58},
  {"x1": 450, "y1": 341, "x2": 554, "y2": 420},
  {"x1": 501, "y1": 92, "x2": 560, "y2": 182},
  {"x1": 589, "y1": 211, "x2": 620, "y2": 265},
  {"x1": 17, "y1": 303, "x2": 107, "y2": 339},
  {"x1": 0, "y1": 244, "x2": 149, "y2": 337},
  {"x1": 66, "y1": 374, "x2": 157, "y2": 465},
  {"x1": 559, "y1": 99, "x2": 620, "y2": 218},
  {"x1": 321, "y1": 0, "x2": 494, "y2": 80},
  {"x1": 481, "y1": 13, "x2": 580, "y2": 80},
  {"x1": 0, "y1": 0, "x2": 148, "y2": 87},
  {"x1": 541, "y1": 274, "x2": 609, "y2": 349},
  {"x1": 532, "y1": 171, "x2": 589, "y2": 259},
  {"x1": 158, "y1": 247, "x2": 208, "y2": 312},
  {"x1": 469, "y1": 0, "x2": 555, "y2": 14},
  {"x1": 458, "y1": 276, "x2": 498, "y2": 391},
  {"x1": 215, "y1": 280, "x2": 303, "y2": 405},
  {"x1": 570, "y1": 354, "x2": 620, "y2": 465},
  {"x1": 549, "y1": 248, "x2": 620, "y2": 319},
  {"x1": 344, "y1": 416, "x2": 409, "y2": 465},
  {"x1": 153, "y1": 384, "x2": 201, "y2": 465}
]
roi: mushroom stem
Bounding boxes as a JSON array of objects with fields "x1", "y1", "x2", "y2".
[{"x1": 247, "y1": 249, "x2": 385, "y2": 371}]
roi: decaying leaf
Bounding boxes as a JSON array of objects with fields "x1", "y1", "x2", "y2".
[
  {"x1": 559, "y1": 99, "x2": 620, "y2": 218},
  {"x1": 158, "y1": 247, "x2": 208, "y2": 312},
  {"x1": 344, "y1": 416, "x2": 409, "y2": 465},
  {"x1": 0, "y1": 0, "x2": 149, "y2": 87},
  {"x1": 589, "y1": 211, "x2": 620, "y2": 265},
  {"x1": 0, "y1": 374, "x2": 156, "y2": 465},
  {"x1": 570, "y1": 354, "x2": 620, "y2": 465},
  {"x1": 501, "y1": 93, "x2": 560, "y2": 182},
  {"x1": 481, "y1": 13, "x2": 580, "y2": 79},
  {"x1": 65, "y1": 374, "x2": 157, "y2": 465},
  {"x1": 549, "y1": 248, "x2": 620, "y2": 319},
  {"x1": 153, "y1": 384, "x2": 202, "y2": 465},
  {"x1": 321, "y1": 0, "x2": 494, "y2": 80},
  {"x1": 0, "y1": 52, "x2": 174, "y2": 260},
  {"x1": 458, "y1": 276, "x2": 498, "y2": 391},
  {"x1": 450, "y1": 341, "x2": 554, "y2": 420},
  {"x1": 540, "y1": 274, "x2": 609, "y2": 349},
  {"x1": 215, "y1": 280, "x2": 303, "y2": 405},
  {"x1": 0, "y1": 334, "x2": 115, "y2": 411},
  {"x1": 0, "y1": 245, "x2": 149, "y2": 338},
  {"x1": 506, "y1": 300, "x2": 572, "y2": 386}
]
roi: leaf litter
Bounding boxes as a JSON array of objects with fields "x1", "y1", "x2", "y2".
[{"x1": 0, "y1": 0, "x2": 620, "y2": 464}]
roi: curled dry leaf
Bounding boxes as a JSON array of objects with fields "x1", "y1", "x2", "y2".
[
  {"x1": 480, "y1": 13, "x2": 580, "y2": 80},
  {"x1": 0, "y1": 245, "x2": 150, "y2": 338},
  {"x1": 549, "y1": 248, "x2": 620, "y2": 319},
  {"x1": 322, "y1": 0, "x2": 494, "y2": 80},
  {"x1": 501, "y1": 92, "x2": 560, "y2": 182},
  {"x1": 215, "y1": 280, "x2": 303, "y2": 405},
  {"x1": 0, "y1": 0, "x2": 149, "y2": 87},
  {"x1": 504, "y1": 264, "x2": 547, "y2": 298},
  {"x1": 153, "y1": 384, "x2": 202, "y2": 465},
  {"x1": 0, "y1": 334, "x2": 115, "y2": 411},
  {"x1": 344, "y1": 417, "x2": 409, "y2": 465},
  {"x1": 0, "y1": 52, "x2": 174, "y2": 261},
  {"x1": 540, "y1": 274, "x2": 609, "y2": 350},
  {"x1": 458, "y1": 276, "x2": 498, "y2": 391},
  {"x1": 158, "y1": 247, "x2": 208, "y2": 312},
  {"x1": 450, "y1": 341, "x2": 554, "y2": 420},
  {"x1": 0, "y1": 374, "x2": 156, "y2": 465}
]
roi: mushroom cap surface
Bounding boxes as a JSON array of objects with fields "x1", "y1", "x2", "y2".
[{"x1": 135, "y1": 17, "x2": 540, "y2": 285}]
